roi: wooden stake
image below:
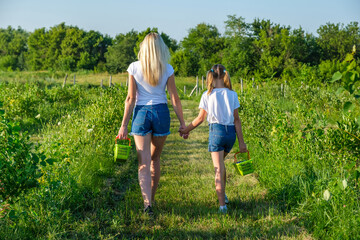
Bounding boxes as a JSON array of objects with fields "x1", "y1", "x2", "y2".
[
  {"x1": 241, "y1": 78, "x2": 243, "y2": 94},
  {"x1": 62, "y1": 74, "x2": 68, "y2": 88},
  {"x1": 202, "y1": 76, "x2": 204, "y2": 90},
  {"x1": 109, "y1": 75, "x2": 112, "y2": 87},
  {"x1": 196, "y1": 76, "x2": 199, "y2": 96},
  {"x1": 73, "y1": 74, "x2": 76, "y2": 85}
]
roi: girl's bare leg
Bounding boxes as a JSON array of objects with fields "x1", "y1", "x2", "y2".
[{"x1": 211, "y1": 151, "x2": 226, "y2": 206}]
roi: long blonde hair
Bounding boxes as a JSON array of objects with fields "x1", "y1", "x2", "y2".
[
  {"x1": 207, "y1": 64, "x2": 232, "y2": 95},
  {"x1": 137, "y1": 33, "x2": 170, "y2": 86}
]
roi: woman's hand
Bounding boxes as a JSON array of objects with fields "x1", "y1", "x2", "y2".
[
  {"x1": 117, "y1": 126, "x2": 128, "y2": 139},
  {"x1": 179, "y1": 125, "x2": 189, "y2": 139},
  {"x1": 239, "y1": 142, "x2": 247, "y2": 153}
]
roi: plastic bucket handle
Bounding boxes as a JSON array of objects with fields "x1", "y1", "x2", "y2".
[
  {"x1": 234, "y1": 150, "x2": 250, "y2": 163},
  {"x1": 115, "y1": 136, "x2": 131, "y2": 146}
]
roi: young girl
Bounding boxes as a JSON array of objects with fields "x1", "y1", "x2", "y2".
[{"x1": 180, "y1": 64, "x2": 247, "y2": 213}]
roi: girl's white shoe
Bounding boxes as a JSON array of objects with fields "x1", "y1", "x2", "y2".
[
  {"x1": 219, "y1": 205, "x2": 228, "y2": 214},
  {"x1": 225, "y1": 194, "x2": 229, "y2": 204}
]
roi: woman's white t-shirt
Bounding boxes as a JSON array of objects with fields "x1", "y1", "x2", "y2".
[
  {"x1": 199, "y1": 88, "x2": 240, "y2": 125},
  {"x1": 127, "y1": 61, "x2": 174, "y2": 105}
]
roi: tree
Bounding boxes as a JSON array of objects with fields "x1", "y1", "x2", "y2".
[
  {"x1": 175, "y1": 23, "x2": 224, "y2": 76},
  {"x1": 0, "y1": 26, "x2": 28, "y2": 70},
  {"x1": 27, "y1": 28, "x2": 48, "y2": 70},
  {"x1": 105, "y1": 30, "x2": 138, "y2": 73},
  {"x1": 317, "y1": 22, "x2": 360, "y2": 61},
  {"x1": 45, "y1": 23, "x2": 67, "y2": 69},
  {"x1": 222, "y1": 15, "x2": 255, "y2": 78}
]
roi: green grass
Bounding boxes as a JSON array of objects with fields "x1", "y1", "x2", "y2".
[{"x1": 1, "y1": 76, "x2": 360, "y2": 239}]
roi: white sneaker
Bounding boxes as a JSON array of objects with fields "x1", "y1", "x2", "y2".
[
  {"x1": 225, "y1": 194, "x2": 229, "y2": 204},
  {"x1": 219, "y1": 205, "x2": 228, "y2": 214}
]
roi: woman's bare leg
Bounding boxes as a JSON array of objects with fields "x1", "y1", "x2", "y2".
[
  {"x1": 134, "y1": 134, "x2": 152, "y2": 208},
  {"x1": 150, "y1": 135, "x2": 167, "y2": 202}
]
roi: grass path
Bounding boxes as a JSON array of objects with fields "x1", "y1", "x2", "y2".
[{"x1": 112, "y1": 99, "x2": 312, "y2": 239}]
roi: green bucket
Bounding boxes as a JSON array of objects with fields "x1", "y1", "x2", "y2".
[
  {"x1": 233, "y1": 150, "x2": 254, "y2": 176},
  {"x1": 114, "y1": 137, "x2": 131, "y2": 162}
]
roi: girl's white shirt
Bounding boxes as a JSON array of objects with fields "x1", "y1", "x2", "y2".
[
  {"x1": 199, "y1": 88, "x2": 240, "y2": 125},
  {"x1": 127, "y1": 61, "x2": 174, "y2": 105}
]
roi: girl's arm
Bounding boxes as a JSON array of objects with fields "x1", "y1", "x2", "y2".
[
  {"x1": 166, "y1": 74, "x2": 186, "y2": 131},
  {"x1": 117, "y1": 75, "x2": 137, "y2": 139},
  {"x1": 181, "y1": 109, "x2": 207, "y2": 134},
  {"x1": 233, "y1": 108, "x2": 247, "y2": 152}
]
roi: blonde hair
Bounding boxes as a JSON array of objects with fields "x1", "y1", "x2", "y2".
[
  {"x1": 137, "y1": 33, "x2": 170, "y2": 86},
  {"x1": 207, "y1": 64, "x2": 232, "y2": 95}
]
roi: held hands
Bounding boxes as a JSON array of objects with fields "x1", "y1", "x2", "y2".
[{"x1": 178, "y1": 124, "x2": 189, "y2": 139}]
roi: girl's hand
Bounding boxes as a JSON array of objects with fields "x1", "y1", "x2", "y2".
[
  {"x1": 239, "y1": 142, "x2": 247, "y2": 153},
  {"x1": 179, "y1": 125, "x2": 189, "y2": 139},
  {"x1": 117, "y1": 126, "x2": 128, "y2": 139}
]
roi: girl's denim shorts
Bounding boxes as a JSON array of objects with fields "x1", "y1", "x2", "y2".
[
  {"x1": 130, "y1": 103, "x2": 171, "y2": 137},
  {"x1": 208, "y1": 123, "x2": 236, "y2": 153}
]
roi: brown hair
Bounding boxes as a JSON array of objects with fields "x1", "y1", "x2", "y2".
[{"x1": 207, "y1": 64, "x2": 232, "y2": 95}]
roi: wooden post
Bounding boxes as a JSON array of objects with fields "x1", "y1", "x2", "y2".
[
  {"x1": 202, "y1": 76, "x2": 204, "y2": 90},
  {"x1": 184, "y1": 85, "x2": 186, "y2": 95},
  {"x1": 189, "y1": 85, "x2": 197, "y2": 97},
  {"x1": 252, "y1": 77, "x2": 255, "y2": 88},
  {"x1": 121, "y1": 82, "x2": 123, "y2": 87},
  {"x1": 109, "y1": 75, "x2": 112, "y2": 87},
  {"x1": 281, "y1": 84, "x2": 283, "y2": 95},
  {"x1": 73, "y1": 74, "x2": 76, "y2": 85},
  {"x1": 62, "y1": 74, "x2": 68, "y2": 88},
  {"x1": 196, "y1": 76, "x2": 199, "y2": 96},
  {"x1": 101, "y1": 79, "x2": 104, "y2": 88},
  {"x1": 284, "y1": 80, "x2": 287, "y2": 97},
  {"x1": 240, "y1": 78, "x2": 243, "y2": 94}
]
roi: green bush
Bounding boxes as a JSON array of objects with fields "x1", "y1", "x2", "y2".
[{"x1": 0, "y1": 110, "x2": 44, "y2": 202}]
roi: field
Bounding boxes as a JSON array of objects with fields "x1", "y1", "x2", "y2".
[{"x1": 1, "y1": 72, "x2": 360, "y2": 239}]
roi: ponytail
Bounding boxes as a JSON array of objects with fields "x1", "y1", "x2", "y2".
[
  {"x1": 207, "y1": 70, "x2": 215, "y2": 95},
  {"x1": 224, "y1": 70, "x2": 232, "y2": 90}
]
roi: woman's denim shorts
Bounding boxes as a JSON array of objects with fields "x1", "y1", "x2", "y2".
[
  {"x1": 130, "y1": 103, "x2": 171, "y2": 137},
  {"x1": 208, "y1": 123, "x2": 236, "y2": 153}
]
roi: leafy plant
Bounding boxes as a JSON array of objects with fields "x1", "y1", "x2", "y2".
[{"x1": 0, "y1": 108, "x2": 45, "y2": 202}]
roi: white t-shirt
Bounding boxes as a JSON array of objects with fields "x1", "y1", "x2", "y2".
[
  {"x1": 199, "y1": 88, "x2": 240, "y2": 125},
  {"x1": 127, "y1": 61, "x2": 174, "y2": 105}
]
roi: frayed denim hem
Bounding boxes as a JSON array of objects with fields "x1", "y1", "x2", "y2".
[
  {"x1": 130, "y1": 131, "x2": 152, "y2": 136},
  {"x1": 153, "y1": 131, "x2": 171, "y2": 137}
]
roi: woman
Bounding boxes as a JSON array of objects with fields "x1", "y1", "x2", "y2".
[{"x1": 117, "y1": 33, "x2": 186, "y2": 216}]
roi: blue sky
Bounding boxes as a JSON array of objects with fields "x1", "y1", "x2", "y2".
[{"x1": 0, "y1": 0, "x2": 359, "y2": 42}]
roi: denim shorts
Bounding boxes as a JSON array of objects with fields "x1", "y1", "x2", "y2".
[
  {"x1": 130, "y1": 103, "x2": 171, "y2": 137},
  {"x1": 208, "y1": 123, "x2": 236, "y2": 153}
]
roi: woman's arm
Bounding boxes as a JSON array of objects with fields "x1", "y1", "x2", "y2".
[
  {"x1": 233, "y1": 108, "x2": 247, "y2": 152},
  {"x1": 166, "y1": 74, "x2": 186, "y2": 130},
  {"x1": 181, "y1": 108, "x2": 207, "y2": 134},
  {"x1": 117, "y1": 75, "x2": 137, "y2": 139}
]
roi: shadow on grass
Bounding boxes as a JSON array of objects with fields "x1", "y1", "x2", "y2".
[{"x1": 118, "y1": 195, "x2": 306, "y2": 239}]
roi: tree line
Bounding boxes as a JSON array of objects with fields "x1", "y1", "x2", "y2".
[{"x1": 0, "y1": 15, "x2": 359, "y2": 82}]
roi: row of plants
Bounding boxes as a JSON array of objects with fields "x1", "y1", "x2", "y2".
[
  {"x1": 0, "y1": 81, "x2": 132, "y2": 238},
  {"x1": 235, "y1": 51, "x2": 360, "y2": 238}
]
